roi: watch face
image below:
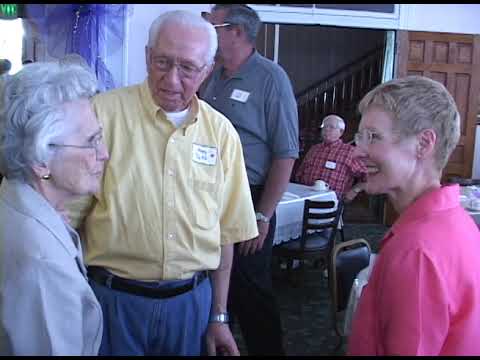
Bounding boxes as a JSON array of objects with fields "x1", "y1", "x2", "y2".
[
  {"x1": 255, "y1": 212, "x2": 269, "y2": 222},
  {"x1": 210, "y1": 312, "x2": 229, "y2": 323}
]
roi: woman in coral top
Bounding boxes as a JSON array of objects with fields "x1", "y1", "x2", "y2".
[{"x1": 348, "y1": 76, "x2": 480, "y2": 355}]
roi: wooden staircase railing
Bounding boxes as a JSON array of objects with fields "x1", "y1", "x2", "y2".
[{"x1": 296, "y1": 46, "x2": 385, "y2": 157}]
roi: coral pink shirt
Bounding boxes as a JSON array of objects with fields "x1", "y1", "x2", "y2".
[{"x1": 348, "y1": 185, "x2": 480, "y2": 355}]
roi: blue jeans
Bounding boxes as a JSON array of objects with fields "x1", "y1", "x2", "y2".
[{"x1": 89, "y1": 272, "x2": 212, "y2": 356}]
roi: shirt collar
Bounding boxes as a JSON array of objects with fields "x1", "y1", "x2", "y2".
[
  {"x1": 140, "y1": 79, "x2": 161, "y2": 120},
  {"x1": 323, "y1": 139, "x2": 343, "y2": 147},
  {"x1": 220, "y1": 49, "x2": 259, "y2": 80},
  {"x1": 140, "y1": 79, "x2": 200, "y2": 128},
  {"x1": 382, "y1": 184, "x2": 460, "y2": 249}
]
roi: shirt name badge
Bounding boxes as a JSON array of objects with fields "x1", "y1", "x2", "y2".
[
  {"x1": 192, "y1": 143, "x2": 217, "y2": 166},
  {"x1": 325, "y1": 161, "x2": 336, "y2": 170},
  {"x1": 230, "y1": 89, "x2": 250, "y2": 103}
]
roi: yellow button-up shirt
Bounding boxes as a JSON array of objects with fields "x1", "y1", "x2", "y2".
[{"x1": 68, "y1": 81, "x2": 258, "y2": 280}]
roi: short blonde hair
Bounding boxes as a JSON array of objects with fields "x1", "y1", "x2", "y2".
[{"x1": 358, "y1": 76, "x2": 460, "y2": 170}]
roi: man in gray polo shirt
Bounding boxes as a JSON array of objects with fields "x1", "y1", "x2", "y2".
[{"x1": 200, "y1": 4, "x2": 299, "y2": 356}]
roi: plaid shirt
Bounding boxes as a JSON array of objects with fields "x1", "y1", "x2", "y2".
[{"x1": 294, "y1": 139, "x2": 367, "y2": 197}]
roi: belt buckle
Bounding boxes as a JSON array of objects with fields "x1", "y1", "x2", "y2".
[
  {"x1": 193, "y1": 272, "x2": 200, "y2": 288},
  {"x1": 193, "y1": 271, "x2": 206, "y2": 288}
]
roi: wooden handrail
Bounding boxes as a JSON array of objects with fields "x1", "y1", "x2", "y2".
[
  {"x1": 296, "y1": 46, "x2": 385, "y2": 105},
  {"x1": 293, "y1": 45, "x2": 385, "y2": 166}
]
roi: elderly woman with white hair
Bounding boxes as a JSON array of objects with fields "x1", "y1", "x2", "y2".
[
  {"x1": 0, "y1": 62, "x2": 109, "y2": 355},
  {"x1": 348, "y1": 76, "x2": 480, "y2": 355}
]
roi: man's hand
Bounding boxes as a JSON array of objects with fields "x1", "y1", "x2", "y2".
[
  {"x1": 205, "y1": 323, "x2": 240, "y2": 356},
  {"x1": 344, "y1": 182, "x2": 367, "y2": 203},
  {"x1": 238, "y1": 221, "x2": 269, "y2": 256}
]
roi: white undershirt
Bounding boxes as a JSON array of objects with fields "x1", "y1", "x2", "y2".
[{"x1": 164, "y1": 107, "x2": 190, "y2": 128}]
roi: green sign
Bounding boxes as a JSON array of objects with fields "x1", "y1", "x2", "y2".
[{"x1": 0, "y1": 4, "x2": 18, "y2": 19}]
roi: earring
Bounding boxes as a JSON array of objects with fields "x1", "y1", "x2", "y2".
[{"x1": 42, "y1": 174, "x2": 51, "y2": 180}]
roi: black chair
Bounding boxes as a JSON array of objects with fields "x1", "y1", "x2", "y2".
[
  {"x1": 329, "y1": 238, "x2": 371, "y2": 350},
  {"x1": 273, "y1": 199, "x2": 344, "y2": 287}
]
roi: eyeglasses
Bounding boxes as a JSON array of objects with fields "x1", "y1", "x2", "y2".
[
  {"x1": 213, "y1": 22, "x2": 233, "y2": 30},
  {"x1": 354, "y1": 128, "x2": 382, "y2": 147},
  {"x1": 50, "y1": 133, "x2": 104, "y2": 160},
  {"x1": 151, "y1": 55, "x2": 207, "y2": 80},
  {"x1": 320, "y1": 123, "x2": 340, "y2": 130}
]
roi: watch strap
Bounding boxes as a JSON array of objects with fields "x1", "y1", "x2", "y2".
[
  {"x1": 255, "y1": 211, "x2": 270, "y2": 223},
  {"x1": 209, "y1": 312, "x2": 230, "y2": 324}
]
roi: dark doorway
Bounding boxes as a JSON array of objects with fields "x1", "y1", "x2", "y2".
[{"x1": 257, "y1": 23, "x2": 391, "y2": 224}]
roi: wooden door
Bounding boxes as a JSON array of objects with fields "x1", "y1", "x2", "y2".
[{"x1": 384, "y1": 30, "x2": 480, "y2": 225}]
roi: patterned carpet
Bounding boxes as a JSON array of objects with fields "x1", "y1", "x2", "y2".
[{"x1": 231, "y1": 223, "x2": 389, "y2": 356}]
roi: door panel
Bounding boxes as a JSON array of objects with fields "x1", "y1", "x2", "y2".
[{"x1": 383, "y1": 31, "x2": 480, "y2": 225}]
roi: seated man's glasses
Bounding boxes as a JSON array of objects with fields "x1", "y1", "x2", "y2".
[
  {"x1": 50, "y1": 133, "x2": 104, "y2": 160},
  {"x1": 321, "y1": 123, "x2": 340, "y2": 130},
  {"x1": 151, "y1": 55, "x2": 207, "y2": 80}
]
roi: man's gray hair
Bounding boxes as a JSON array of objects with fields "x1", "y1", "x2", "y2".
[
  {"x1": 147, "y1": 10, "x2": 218, "y2": 66},
  {"x1": 0, "y1": 61, "x2": 98, "y2": 183},
  {"x1": 359, "y1": 75, "x2": 460, "y2": 171},
  {"x1": 212, "y1": 4, "x2": 261, "y2": 45}
]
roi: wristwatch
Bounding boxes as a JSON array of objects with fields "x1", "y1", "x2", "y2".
[
  {"x1": 209, "y1": 312, "x2": 230, "y2": 324},
  {"x1": 255, "y1": 211, "x2": 270, "y2": 223}
]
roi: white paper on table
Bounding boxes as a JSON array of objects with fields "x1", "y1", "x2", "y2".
[{"x1": 281, "y1": 192, "x2": 300, "y2": 201}]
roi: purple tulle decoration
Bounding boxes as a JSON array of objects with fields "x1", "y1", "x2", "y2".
[{"x1": 25, "y1": 4, "x2": 129, "y2": 92}]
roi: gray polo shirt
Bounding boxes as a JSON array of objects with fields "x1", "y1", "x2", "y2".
[{"x1": 200, "y1": 51, "x2": 299, "y2": 185}]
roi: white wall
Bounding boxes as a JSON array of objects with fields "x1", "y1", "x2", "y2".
[
  {"x1": 124, "y1": 4, "x2": 211, "y2": 86},
  {"x1": 399, "y1": 4, "x2": 480, "y2": 35},
  {"x1": 118, "y1": 4, "x2": 480, "y2": 86}
]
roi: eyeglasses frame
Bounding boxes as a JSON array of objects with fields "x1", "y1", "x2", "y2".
[
  {"x1": 149, "y1": 52, "x2": 209, "y2": 80},
  {"x1": 49, "y1": 134, "x2": 104, "y2": 160},
  {"x1": 213, "y1": 22, "x2": 233, "y2": 29}
]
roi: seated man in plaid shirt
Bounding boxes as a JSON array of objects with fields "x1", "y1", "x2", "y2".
[{"x1": 294, "y1": 114, "x2": 367, "y2": 202}]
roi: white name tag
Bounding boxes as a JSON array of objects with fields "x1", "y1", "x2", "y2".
[
  {"x1": 230, "y1": 89, "x2": 250, "y2": 103},
  {"x1": 192, "y1": 143, "x2": 217, "y2": 166},
  {"x1": 325, "y1": 161, "x2": 336, "y2": 170}
]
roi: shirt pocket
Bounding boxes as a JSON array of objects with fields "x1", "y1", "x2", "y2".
[{"x1": 192, "y1": 162, "x2": 220, "y2": 230}]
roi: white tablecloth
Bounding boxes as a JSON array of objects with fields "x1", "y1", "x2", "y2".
[
  {"x1": 273, "y1": 182, "x2": 338, "y2": 246},
  {"x1": 460, "y1": 186, "x2": 480, "y2": 225}
]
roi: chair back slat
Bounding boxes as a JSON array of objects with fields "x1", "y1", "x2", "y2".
[
  {"x1": 307, "y1": 200, "x2": 336, "y2": 209},
  {"x1": 307, "y1": 223, "x2": 334, "y2": 231},
  {"x1": 299, "y1": 199, "x2": 344, "y2": 250},
  {"x1": 306, "y1": 211, "x2": 337, "y2": 220}
]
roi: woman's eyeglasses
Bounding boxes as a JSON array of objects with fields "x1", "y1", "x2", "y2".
[
  {"x1": 354, "y1": 129, "x2": 382, "y2": 146},
  {"x1": 49, "y1": 133, "x2": 104, "y2": 159}
]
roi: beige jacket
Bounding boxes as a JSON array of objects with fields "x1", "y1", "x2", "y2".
[{"x1": 0, "y1": 179, "x2": 102, "y2": 355}]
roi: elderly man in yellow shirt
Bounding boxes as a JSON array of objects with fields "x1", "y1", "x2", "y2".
[{"x1": 68, "y1": 10, "x2": 258, "y2": 356}]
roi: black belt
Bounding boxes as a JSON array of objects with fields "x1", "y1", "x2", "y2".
[{"x1": 88, "y1": 267, "x2": 208, "y2": 299}]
